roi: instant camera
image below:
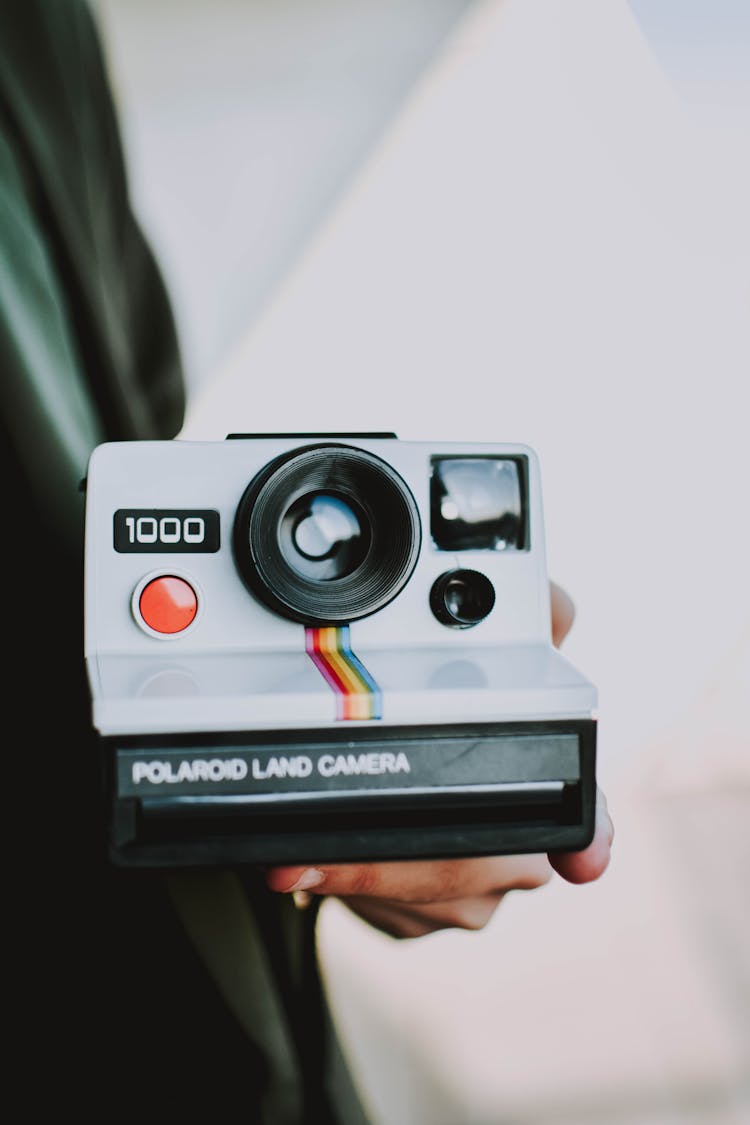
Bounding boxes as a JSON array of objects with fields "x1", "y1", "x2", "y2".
[{"x1": 83, "y1": 434, "x2": 597, "y2": 867}]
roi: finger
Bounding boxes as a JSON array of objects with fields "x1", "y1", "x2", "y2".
[
  {"x1": 548, "y1": 788, "x2": 614, "y2": 884},
  {"x1": 264, "y1": 853, "x2": 553, "y2": 902},
  {"x1": 550, "y1": 580, "x2": 576, "y2": 647},
  {"x1": 342, "y1": 892, "x2": 507, "y2": 939}
]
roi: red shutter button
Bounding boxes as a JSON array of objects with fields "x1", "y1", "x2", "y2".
[{"x1": 138, "y1": 575, "x2": 198, "y2": 635}]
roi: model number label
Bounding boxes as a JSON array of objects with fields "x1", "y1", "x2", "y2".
[{"x1": 113, "y1": 510, "x2": 220, "y2": 553}]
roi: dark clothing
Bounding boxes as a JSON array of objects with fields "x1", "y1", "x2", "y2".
[{"x1": 1, "y1": 3, "x2": 367, "y2": 1119}]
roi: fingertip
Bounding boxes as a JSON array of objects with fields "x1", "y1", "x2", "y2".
[
  {"x1": 548, "y1": 833, "x2": 612, "y2": 884},
  {"x1": 265, "y1": 866, "x2": 325, "y2": 894},
  {"x1": 550, "y1": 580, "x2": 576, "y2": 647}
]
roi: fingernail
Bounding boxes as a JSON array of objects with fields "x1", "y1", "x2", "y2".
[{"x1": 287, "y1": 868, "x2": 325, "y2": 893}]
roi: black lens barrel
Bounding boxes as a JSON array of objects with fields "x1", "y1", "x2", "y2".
[{"x1": 233, "y1": 443, "x2": 421, "y2": 624}]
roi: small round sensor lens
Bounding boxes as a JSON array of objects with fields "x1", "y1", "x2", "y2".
[{"x1": 430, "y1": 568, "x2": 495, "y2": 628}]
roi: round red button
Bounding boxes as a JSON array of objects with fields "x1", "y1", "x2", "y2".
[{"x1": 138, "y1": 575, "x2": 198, "y2": 634}]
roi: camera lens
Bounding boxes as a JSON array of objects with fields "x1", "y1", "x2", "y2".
[
  {"x1": 430, "y1": 569, "x2": 495, "y2": 628},
  {"x1": 281, "y1": 493, "x2": 369, "y2": 579},
  {"x1": 233, "y1": 443, "x2": 421, "y2": 624}
]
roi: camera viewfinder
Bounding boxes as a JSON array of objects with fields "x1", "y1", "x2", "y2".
[{"x1": 430, "y1": 457, "x2": 526, "y2": 551}]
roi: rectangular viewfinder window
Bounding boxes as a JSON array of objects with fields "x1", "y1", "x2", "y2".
[{"x1": 430, "y1": 457, "x2": 527, "y2": 551}]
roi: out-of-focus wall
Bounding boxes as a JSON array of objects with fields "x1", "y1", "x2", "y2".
[{"x1": 92, "y1": 0, "x2": 475, "y2": 393}]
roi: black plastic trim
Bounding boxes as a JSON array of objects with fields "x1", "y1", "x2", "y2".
[{"x1": 104, "y1": 719, "x2": 597, "y2": 869}]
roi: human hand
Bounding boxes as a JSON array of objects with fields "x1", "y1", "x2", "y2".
[
  {"x1": 265, "y1": 788, "x2": 613, "y2": 938},
  {"x1": 264, "y1": 581, "x2": 613, "y2": 938}
]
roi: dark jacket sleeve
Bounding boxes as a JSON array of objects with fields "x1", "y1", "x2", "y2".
[{"x1": 0, "y1": 0, "x2": 185, "y2": 490}]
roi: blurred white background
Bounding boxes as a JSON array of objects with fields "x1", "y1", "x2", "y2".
[{"x1": 93, "y1": 1, "x2": 749, "y2": 1121}]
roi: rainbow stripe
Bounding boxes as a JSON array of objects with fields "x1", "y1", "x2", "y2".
[{"x1": 305, "y1": 626, "x2": 382, "y2": 721}]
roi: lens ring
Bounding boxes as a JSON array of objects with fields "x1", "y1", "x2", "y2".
[{"x1": 233, "y1": 443, "x2": 421, "y2": 624}]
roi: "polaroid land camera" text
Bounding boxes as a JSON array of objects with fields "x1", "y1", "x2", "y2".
[{"x1": 83, "y1": 434, "x2": 597, "y2": 868}]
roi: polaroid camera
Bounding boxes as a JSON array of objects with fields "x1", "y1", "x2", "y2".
[{"x1": 83, "y1": 434, "x2": 597, "y2": 868}]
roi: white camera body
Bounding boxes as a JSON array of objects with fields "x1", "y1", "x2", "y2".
[{"x1": 84, "y1": 434, "x2": 597, "y2": 867}]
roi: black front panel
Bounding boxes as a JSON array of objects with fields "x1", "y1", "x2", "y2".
[{"x1": 105, "y1": 720, "x2": 597, "y2": 868}]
